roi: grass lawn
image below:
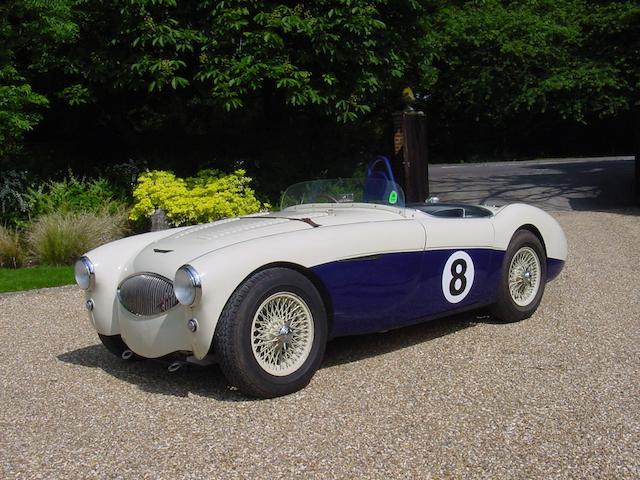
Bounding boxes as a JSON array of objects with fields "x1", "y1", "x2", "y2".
[{"x1": 0, "y1": 266, "x2": 75, "y2": 293}]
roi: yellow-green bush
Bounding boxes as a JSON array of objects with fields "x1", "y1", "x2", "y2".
[{"x1": 129, "y1": 169, "x2": 267, "y2": 226}]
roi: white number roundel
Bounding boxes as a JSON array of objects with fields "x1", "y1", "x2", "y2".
[{"x1": 442, "y1": 251, "x2": 475, "y2": 304}]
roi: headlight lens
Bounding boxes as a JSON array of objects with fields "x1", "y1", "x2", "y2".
[
  {"x1": 74, "y1": 256, "x2": 95, "y2": 290},
  {"x1": 174, "y1": 265, "x2": 201, "y2": 306}
]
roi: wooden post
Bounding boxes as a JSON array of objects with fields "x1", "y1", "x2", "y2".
[
  {"x1": 151, "y1": 208, "x2": 169, "y2": 231},
  {"x1": 393, "y1": 109, "x2": 429, "y2": 203}
]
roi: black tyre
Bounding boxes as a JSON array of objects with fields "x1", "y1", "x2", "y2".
[
  {"x1": 98, "y1": 333, "x2": 136, "y2": 360},
  {"x1": 490, "y1": 230, "x2": 547, "y2": 323},
  {"x1": 214, "y1": 268, "x2": 328, "y2": 398}
]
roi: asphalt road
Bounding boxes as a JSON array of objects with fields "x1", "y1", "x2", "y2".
[
  {"x1": 428, "y1": 156, "x2": 636, "y2": 211},
  {"x1": 1, "y1": 209, "x2": 639, "y2": 479}
]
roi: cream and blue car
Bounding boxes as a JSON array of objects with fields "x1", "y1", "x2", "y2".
[{"x1": 75, "y1": 176, "x2": 567, "y2": 398}]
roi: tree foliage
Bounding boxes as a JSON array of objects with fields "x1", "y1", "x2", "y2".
[
  {"x1": 0, "y1": 0, "x2": 638, "y2": 182},
  {"x1": 425, "y1": 0, "x2": 639, "y2": 125}
]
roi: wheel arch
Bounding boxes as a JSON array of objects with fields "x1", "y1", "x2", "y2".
[
  {"x1": 492, "y1": 204, "x2": 567, "y2": 261},
  {"x1": 515, "y1": 224, "x2": 547, "y2": 255},
  {"x1": 219, "y1": 261, "x2": 335, "y2": 340}
]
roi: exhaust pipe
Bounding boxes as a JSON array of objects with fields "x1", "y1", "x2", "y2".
[
  {"x1": 168, "y1": 361, "x2": 184, "y2": 373},
  {"x1": 121, "y1": 350, "x2": 134, "y2": 360}
]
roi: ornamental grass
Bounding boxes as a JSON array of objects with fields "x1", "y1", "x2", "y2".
[
  {"x1": 27, "y1": 210, "x2": 128, "y2": 266},
  {"x1": 0, "y1": 226, "x2": 26, "y2": 268}
]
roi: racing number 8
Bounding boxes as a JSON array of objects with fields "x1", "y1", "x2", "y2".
[
  {"x1": 442, "y1": 251, "x2": 475, "y2": 304},
  {"x1": 449, "y1": 259, "x2": 467, "y2": 296}
]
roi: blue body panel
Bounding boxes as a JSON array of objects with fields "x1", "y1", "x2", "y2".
[
  {"x1": 313, "y1": 249, "x2": 566, "y2": 337},
  {"x1": 547, "y1": 258, "x2": 565, "y2": 282},
  {"x1": 312, "y1": 249, "x2": 505, "y2": 337}
]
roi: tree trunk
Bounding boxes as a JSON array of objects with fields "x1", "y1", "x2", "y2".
[
  {"x1": 393, "y1": 111, "x2": 430, "y2": 203},
  {"x1": 402, "y1": 112, "x2": 430, "y2": 202}
]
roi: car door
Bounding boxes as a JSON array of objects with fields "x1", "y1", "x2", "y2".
[
  {"x1": 410, "y1": 215, "x2": 498, "y2": 318},
  {"x1": 311, "y1": 218, "x2": 426, "y2": 337}
]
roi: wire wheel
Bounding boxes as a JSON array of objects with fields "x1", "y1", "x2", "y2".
[
  {"x1": 250, "y1": 292, "x2": 315, "y2": 377},
  {"x1": 508, "y1": 246, "x2": 541, "y2": 306}
]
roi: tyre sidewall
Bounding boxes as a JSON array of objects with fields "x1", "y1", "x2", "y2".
[
  {"x1": 224, "y1": 269, "x2": 327, "y2": 396},
  {"x1": 494, "y1": 230, "x2": 548, "y2": 321}
]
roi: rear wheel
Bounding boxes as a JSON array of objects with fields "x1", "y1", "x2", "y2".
[
  {"x1": 490, "y1": 230, "x2": 547, "y2": 322},
  {"x1": 214, "y1": 268, "x2": 327, "y2": 398}
]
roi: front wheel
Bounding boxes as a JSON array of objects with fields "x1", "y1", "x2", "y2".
[
  {"x1": 490, "y1": 230, "x2": 547, "y2": 323},
  {"x1": 214, "y1": 268, "x2": 328, "y2": 398},
  {"x1": 98, "y1": 333, "x2": 137, "y2": 360}
]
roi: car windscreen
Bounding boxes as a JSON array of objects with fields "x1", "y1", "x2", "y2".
[{"x1": 280, "y1": 178, "x2": 405, "y2": 210}]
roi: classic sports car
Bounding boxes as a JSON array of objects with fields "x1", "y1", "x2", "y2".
[{"x1": 75, "y1": 175, "x2": 567, "y2": 398}]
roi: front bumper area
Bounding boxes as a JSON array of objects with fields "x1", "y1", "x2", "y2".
[
  {"x1": 86, "y1": 283, "x2": 217, "y2": 360},
  {"x1": 116, "y1": 303, "x2": 193, "y2": 358},
  {"x1": 86, "y1": 289, "x2": 199, "y2": 358}
]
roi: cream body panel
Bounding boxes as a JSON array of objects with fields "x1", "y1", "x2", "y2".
[
  {"x1": 84, "y1": 216, "x2": 312, "y2": 338},
  {"x1": 83, "y1": 227, "x2": 190, "y2": 335},
  {"x1": 114, "y1": 219, "x2": 307, "y2": 356},
  {"x1": 413, "y1": 213, "x2": 496, "y2": 249},
  {"x1": 492, "y1": 204, "x2": 568, "y2": 260},
  {"x1": 116, "y1": 305, "x2": 192, "y2": 358}
]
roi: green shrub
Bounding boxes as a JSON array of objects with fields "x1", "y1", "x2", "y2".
[
  {"x1": 0, "y1": 170, "x2": 32, "y2": 227},
  {"x1": 25, "y1": 174, "x2": 127, "y2": 218},
  {"x1": 27, "y1": 210, "x2": 128, "y2": 266},
  {"x1": 1, "y1": 173, "x2": 129, "y2": 229},
  {"x1": 129, "y1": 169, "x2": 268, "y2": 226},
  {"x1": 0, "y1": 226, "x2": 26, "y2": 268}
]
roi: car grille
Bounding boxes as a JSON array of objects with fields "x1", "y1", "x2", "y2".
[{"x1": 117, "y1": 273, "x2": 179, "y2": 316}]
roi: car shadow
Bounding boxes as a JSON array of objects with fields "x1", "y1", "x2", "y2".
[
  {"x1": 57, "y1": 345, "x2": 246, "y2": 401},
  {"x1": 57, "y1": 311, "x2": 481, "y2": 401},
  {"x1": 322, "y1": 311, "x2": 480, "y2": 368}
]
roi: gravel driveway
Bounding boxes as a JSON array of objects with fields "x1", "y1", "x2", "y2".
[{"x1": 1, "y1": 210, "x2": 639, "y2": 479}]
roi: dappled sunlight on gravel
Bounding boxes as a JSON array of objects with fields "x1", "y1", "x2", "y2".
[{"x1": 1, "y1": 210, "x2": 639, "y2": 478}]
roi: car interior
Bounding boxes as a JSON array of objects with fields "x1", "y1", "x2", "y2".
[
  {"x1": 364, "y1": 156, "x2": 494, "y2": 218},
  {"x1": 407, "y1": 203, "x2": 493, "y2": 218}
]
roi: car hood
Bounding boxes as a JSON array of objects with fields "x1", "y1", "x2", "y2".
[{"x1": 130, "y1": 206, "x2": 406, "y2": 277}]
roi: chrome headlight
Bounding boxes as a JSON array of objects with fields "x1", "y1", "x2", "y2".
[
  {"x1": 174, "y1": 265, "x2": 201, "y2": 306},
  {"x1": 74, "y1": 256, "x2": 95, "y2": 290}
]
